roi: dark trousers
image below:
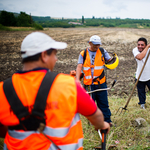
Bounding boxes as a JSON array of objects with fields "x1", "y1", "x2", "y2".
[
  {"x1": 136, "y1": 79, "x2": 150, "y2": 104},
  {"x1": 90, "y1": 82, "x2": 111, "y2": 123}
]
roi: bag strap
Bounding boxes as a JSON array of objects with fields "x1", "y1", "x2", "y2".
[{"x1": 3, "y1": 71, "x2": 58, "y2": 120}]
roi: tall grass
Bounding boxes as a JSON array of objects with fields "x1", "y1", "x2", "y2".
[
  {"x1": 0, "y1": 24, "x2": 43, "y2": 31},
  {"x1": 82, "y1": 95, "x2": 150, "y2": 150},
  {"x1": 0, "y1": 24, "x2": 12, "y2": 31}
]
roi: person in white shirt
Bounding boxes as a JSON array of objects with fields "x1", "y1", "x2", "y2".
[{"x1": 132, "y1": 37, "x2": 150, "y2": 109}]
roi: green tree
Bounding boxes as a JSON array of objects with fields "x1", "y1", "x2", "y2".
[
  {"x1": 82, "y1": 16, "x2": 84, "y2": 24},
  {"x1": 0, "y1": 10, "x2": 17, "y2": 26},
  {"x1": 92, "y1": 16, "x2": 95, "y2": 19},
  {"x1": 17, "y1": 12, "x2": 33, "y2": 27}
]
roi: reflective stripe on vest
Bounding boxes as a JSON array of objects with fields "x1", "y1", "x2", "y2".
[
  {"x1": 85, "y1": 76, "x2": 91, "y2": 80},
  {"x1": 81, "y1": 49, "x2": 105, "y2": 85},
  {"x1": 48, "y1": 138, "x2": 83, "y2": 150},
  {"x1": 94, "y1": 66, "x2": 104, "y2": 70},
  {"x1": 8, "y1": 113, "x2": 80, "y2": 139},
  {"x1": 93, "y1": 76, "x2": 99, "y2": 79},
  {"x1": 44, "y1": 113, "x2": 80, "y2": 137},
  {"x1": 83, "y1": 67, "x2": 90, "y2": 71}
]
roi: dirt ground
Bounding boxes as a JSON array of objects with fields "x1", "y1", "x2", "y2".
[{"x1": 0, "y1": 27, "x2": 150, "y2": 97}]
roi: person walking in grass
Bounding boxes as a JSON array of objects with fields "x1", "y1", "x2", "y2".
[{"x1": 132, "y1": 37, "x2": 150, "y2": 109}]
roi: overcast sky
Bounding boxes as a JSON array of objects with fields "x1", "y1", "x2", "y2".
[{"x1": 0, "y1": 0, "x2": 150, "y2": 19}]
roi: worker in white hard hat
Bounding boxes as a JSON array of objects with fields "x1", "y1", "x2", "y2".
[{"x1": 76, "y1": 35, "x2": 119, "y2": 126}]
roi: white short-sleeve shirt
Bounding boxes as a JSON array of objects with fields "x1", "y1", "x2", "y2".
[{"x1": 132, "y1": 47, "x2": 150, "y2": 81}]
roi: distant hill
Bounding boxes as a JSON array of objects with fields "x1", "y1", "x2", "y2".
[
  {"x1": 32, "y1": 16, "x2": 51, "y2": 22},
  {"x1": 1, "y1": 10, "x2": 150, "y2": 29}
]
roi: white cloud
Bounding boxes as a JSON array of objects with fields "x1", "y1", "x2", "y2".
[{"x1": 0, "y1": 0, "x2": 150, "y2": 19}]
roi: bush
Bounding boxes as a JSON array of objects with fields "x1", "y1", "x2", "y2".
[
  {"x1": 0, "y1": 24, "x2": 11, "y2": 31},
  {"x1": 33, "y1": 23, "x2": 43, "y2": 30}
]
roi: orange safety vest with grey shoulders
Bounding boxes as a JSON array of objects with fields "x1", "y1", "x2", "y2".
[
  {"x1": 80, "y1": 48, "x2": 106, "y2": 85},
  {"x1": 0, "y1": 71, "x2": 83, "y2": 150}
]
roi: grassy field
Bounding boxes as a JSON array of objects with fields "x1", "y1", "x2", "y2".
[
  {"x1": 82, "y1": 94, "x2": 150, "y2": 150},
  {"x1": 0, "y1": 24, "x2": 43, "y2": 31},
  {"x1": 1, "y1": 95, "x2": 150, "y2": 150}
]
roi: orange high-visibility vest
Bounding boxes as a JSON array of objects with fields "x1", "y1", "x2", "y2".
[
  {"x1": 81, "y1": 48, "x2": 106, "y2": 85},
  {"x1": 0, "y1": 70, "x2": 83, "y2": 150}
]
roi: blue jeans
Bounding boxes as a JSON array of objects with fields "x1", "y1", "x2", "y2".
[
  {"x1": 90, "y1": 82, "x2": 111, "y2": 123},
  {"x1": 136, "y1": 79, "x2": 150, "y2": 104},
  {"x1": 3, "y1": 143, "x2": 8, "y2": 150}
]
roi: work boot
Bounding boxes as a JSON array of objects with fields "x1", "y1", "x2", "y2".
[{"x1": 141, "y1": 104, "x2": 145, "y2": 109}]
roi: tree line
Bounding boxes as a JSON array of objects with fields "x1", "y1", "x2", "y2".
[
  {"x1": 84, "y1": 18, "x2": 150, "y2": 28},
  {"x1": 33, "y1": 16, "x2": 150, "y2": 29},
  {"x1": 0, "y1": 10, "x2": 43, "y2": 30},
  {"x1": 1, "y1": 10, "x2": 150, "y2": 29}
]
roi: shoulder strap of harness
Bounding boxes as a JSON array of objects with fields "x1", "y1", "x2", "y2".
[
  {"x1": 99, "y1": 47, "x2": 106, "y2": 62},
  {"x1": 83, "y1": 48, "x2": 87, "y2": 65},
  {"x1": 3, "y1": 78, "x2": 29, "y2": 119},
  {"x1": 32, "y1": 71, "x2": 58, "y2": 118},
  {"x1": 3, "y1": 71, "x2": 58, "y2": 130}
]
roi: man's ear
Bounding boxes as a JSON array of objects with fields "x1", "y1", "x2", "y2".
[
  {"x1": 41, "y1": 51, "x2": 48, "y2": 63},
  {"x1": 89, "y1": 42, "x2": 92, "y2": 46}
]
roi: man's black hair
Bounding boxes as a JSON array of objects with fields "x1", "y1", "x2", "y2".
[
  {"x1": 22, "y1": 49, "x2": 55, "y2": 63},
  {"x1": 138, "y1": 37, "x2": 147, "y2": 45}
]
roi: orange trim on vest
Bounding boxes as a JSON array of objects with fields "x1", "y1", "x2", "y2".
[
  {"x1": 81, "y1": 49, "x2": 106, "y2": 85},
  {"x1": 0, "y1": 71, "x2": 83, "y2": 150}
]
